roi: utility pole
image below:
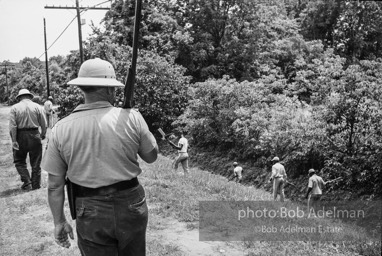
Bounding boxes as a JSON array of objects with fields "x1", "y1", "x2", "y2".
[
  {"x1": 44, "y1": 18, "x2": 50, "y2": 98},
  {"x1": 45, "y1": 1, "x2": 110, "y2": 64},
  {"x1": 76, "y1": 0, "x2": 84, "y2": 63},
  {"x1": 0, "y1": 62, "x2": 15, "y2": 106}
]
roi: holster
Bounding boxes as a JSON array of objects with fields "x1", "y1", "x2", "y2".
[{"x1": 66, "y1": 178, "x2": 77, "y2": 220}]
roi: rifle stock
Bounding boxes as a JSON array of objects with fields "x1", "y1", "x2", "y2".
[{"x1": 123, "y1": 0, "x2": 142, "y2": 109}]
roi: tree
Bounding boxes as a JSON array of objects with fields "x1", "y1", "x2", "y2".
[
  {"x1": 333, "y1": 1, "x2": 382, "y2": 62},
  {"x1": 287, "y1": 46, "x2": 346, "y2": 103},
  {"x1": 8, "y1": 58, "x2": 45, "y2": 104},
  {"x1": 299, "y1": 0, "x2": 342, "y2": 46},
  {"x1": 316, "y1": 59, "x2": 382, "y2": 197},
  {"x1": 299, "y1": 0, "x2": 382, "y2": 63}
]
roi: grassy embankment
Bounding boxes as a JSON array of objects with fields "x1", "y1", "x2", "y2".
[{"x1": 0, "y1": 104, "x2": 380, "y2": 256}]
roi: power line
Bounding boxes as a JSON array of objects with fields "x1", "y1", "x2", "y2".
[
  {"x1": 38, "y1": 15, "x2": 77, "y2": 59},
  {"x1": 39, "y1": 0, "x2": 111, "y2": 60}
]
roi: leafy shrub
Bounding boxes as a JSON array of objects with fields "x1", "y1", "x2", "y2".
[
  {"x1": 173, "y1": 58, "x2": 382, "y2": 199},
  {"x1": 56, "y1": 86, "x2": 84, "y2": 118},
  {"x1": 174, "y1": 76, "x2": 322, "y2": 174}
]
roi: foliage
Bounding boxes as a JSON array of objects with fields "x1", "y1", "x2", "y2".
[
  {"x1": 315, "y1": 60, "x2": 382, "y2": 197},
  {"x1": 8, "y1": 58, "x2": 46, "y2": 104},
  {"x1": 299, "y1": 0, "x2": 382, "y2": 62},
  {"x1": 175, "y1": 57, "x2": 382, "y2": 198},
  {"x1": 133, "y1": 50, "x2": 190, "y2": 130},
  {"x1": 287, "y1": 46, "x2": 346, "y2": 103},
  {"x1": 56, "y1": 86, "x2": 84, "y2": 118},
  {"x1": 174, "y1": 77, "x2": 321, "y2": 175},
  {"x1": 333, "y1": 1, "x2": 382, "y2": 62}
]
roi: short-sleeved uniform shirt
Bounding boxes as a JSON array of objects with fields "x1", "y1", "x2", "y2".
[
  {"x1": 41, "y1": 101, "x2": 157, "y2": 188},
  {"x1": 9, "y1": 99, "x2": 47, "y2": 141},
  {"x1": 178, "y1": 137, "x2": 188, "y2": 153},
  {"x1": 234, "y1": 166, "x2": 243, "y2": 179},
  {"x1": 308, "y1": 174, "x2": 325, "y2": 195}
]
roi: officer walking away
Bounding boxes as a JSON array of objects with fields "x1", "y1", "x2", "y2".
[
  {"x1": 233, "y1": 162, "x2": 243, "y2": 183},
  {"x1": 42, "y1": 58, "x2": 158, "y2": 255},
  {"x1": 305, "y1": 168, "x2": 326, "y2": 212},
  {"x1": 9, "y1": 89, "x2": 47, "y2": 190},
  {"x1": 167, "y1": 131, "x2": 189, "y2": 175},
  {"x1": 44, "y1": 96, "x2": 55, "y2": 128},
  {"x1": 269, "y1": 156, "x2": 287, "y2": 202}
]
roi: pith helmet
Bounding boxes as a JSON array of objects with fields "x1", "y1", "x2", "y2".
[
  {"x1": 233, "y1": 162, "x2": 238, "y2": 166},
  {"x1": 308, "y1": 169, "x2": 315, "y2": 174},
  {"x1": 48, "y1": 96, "x2": 53, "y2": 100},
  {"x1": 271, "y1": 156, "x2": 280, "y2": 162},
  {"x1": 67, "y1": 58, "x2": 124, "y2": 87},
  {"x1": 16, "y1": 89, "x2": 34, "y2": 99}
]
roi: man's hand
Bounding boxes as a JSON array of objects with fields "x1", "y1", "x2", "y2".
[
  {"x1": 54, "y1": 221, "x2": 74, "y2": 248},
  {"x1": 12, "y1": 142, "x2": 19, "y2": 150}
]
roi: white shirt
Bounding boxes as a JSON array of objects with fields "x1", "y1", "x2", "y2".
[
  {"x1": 308, "y1": 174, "x2": 325, "y2": 195},
  {"x1": 44, "y1": 100, "x2": 53, "y2": 114},
  {"x1": 271, "y1": 163, "x2": 287, "y2": 179},
  {"x1": 178, "y1": 137, "x2": 188, "y2": 153},
  {"x1": 234, "y1": 166, "x2": 243, "y2": 178}
]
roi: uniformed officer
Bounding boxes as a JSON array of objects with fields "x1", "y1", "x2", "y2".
[
  {"x1": 42, "y1": 58, "x2": 158, "y2": 255},
  {"x1": 9, "y1": 89, "x2": 47, "y2": 190}
]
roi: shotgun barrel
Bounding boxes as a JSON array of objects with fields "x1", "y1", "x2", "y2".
[{"x1": 123, "y1": 0, "x2": 143, "y2": 109}]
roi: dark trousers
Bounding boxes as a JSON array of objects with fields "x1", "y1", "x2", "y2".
[
  {"x1": 13, "y1": 130, "x2": 42, "y2": 189},
  {"x1": 76, "y1": 184, "x2": 148, "y2": 256}
]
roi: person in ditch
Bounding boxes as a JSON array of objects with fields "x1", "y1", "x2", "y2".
[
  {"x1": 305, "y1": 168, "x2": 325, "y2": 212},
  {"x1": 167, "y1": 131, "x2": 190, "y2": 175},
  {"x1": 269, "y1": 156, "x2": 287, "y2": 202},
  {"x1": 233, "y1": 162, "x2": 243, "y2": 183}
]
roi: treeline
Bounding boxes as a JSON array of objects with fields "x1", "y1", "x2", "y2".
[{"x1": 1, "y1": 0, "x2": 381, "y2": 198}]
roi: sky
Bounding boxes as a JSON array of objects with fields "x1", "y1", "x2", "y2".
[{"x1": 0, "y1": 0, "x2": 110, "y2": 63}]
